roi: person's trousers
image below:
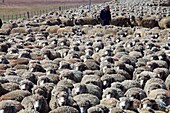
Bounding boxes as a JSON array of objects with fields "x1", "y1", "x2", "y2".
[{"x1": 101, "y1": 20, "x2": 110, "y2": 26}]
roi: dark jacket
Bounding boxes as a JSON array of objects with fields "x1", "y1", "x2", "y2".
[
  {"x1": 100, "y1": 9, "x2": 111, "y2": 26},
  {"x1": 0, "y1": 19, "x2": 2, "y2": 28}
]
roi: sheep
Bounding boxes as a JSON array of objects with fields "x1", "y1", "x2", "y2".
[
  {"x1": 72, "y1": 83, "x2": 102, "y2": 99},
  {"x1": 21, "y1": 94, "x2": 49, "y2": 113},
  {"x1": 46, "y1": 25, "x2": 60, "y2": 34},
  {"x1": 19, "y1": 71, "x2": 37, "y2": 84},
  {"x1": 158, "y1": 16, "x2": 170, "y2": 29},
  {"x1": 1, "y1": 82, "x2": 20, "y2": 92},
  {"x1": 140, "y1": 16, "x2": 158, "y2": 28},
  {"x1": 165, "y1": 74, "x2": 170, "y2": 91},
  {"x1": 144, "y1": 78, "x2": 166, "y2": 95},
  {"x1": 19, "y1": 79, "x2": 34, "y2": 92},
  {"x1": 153, "y1": 68, "x2": 169, "y2": 81},
  {"x1": 84, "y1": 59, "x2": 100, "y2": 70},
  {"x1": 0, "y1": 90, "x2": 31, "y2": 102},
  {"x1": 146, "y1": 60, "x2": 168, "y2": 70},
  {"x1": 110, "y1": 16, "x2": 131, "y2": 27},
  {"x1": 57, "y1": 27, "x2": 73, "y2": 34},
  {"x1": 118, "y1": 55, "x2": 137, "y2": 66},
  {"x1": 138, "y1": 108, "x2": 155, "y2": 113},
  {"x1": 29, "y1": 63, "x2": 46, "y2": 73},
  {"x1": 60, "y1": 17, "x2": 74, "y2": 26},
  {"x1": 8, "y1": 58, "x2": 29, "y2": 67},
  {"x1": 140, "y1": 98, "x2": 158, "y2": 110},
  {"x1": 74, "y1": 17, "x2": 98, "y2": 25},
  {"x1": 116, "y1": 97, "x2": 141, "y2": 112},
  {"x1": 94, "y1": 104, "x2": 110, "y2": 113},
  {"x1": 109, "y1": 107, "x2": 124, "y2": 113},
  {"x1": 111, "y1": 82, "x2": 126, "y2": 93},
  {"x1": 114, "y1": 61, "x2": 134, "y2": 76},
  {"x1": 87, "y1": 106, "x2": 104, "y2": 113},
  {"x1": 114, "y1": 66, "x2": 132, "y2": 80},
  {"x1": 56, "y1": 79, "x2": 75, "y2": 91},
  {"x1": 17, "y1": 109, "x2": 39, "y2": 113},
  {"x1": 32, "y1": 85, "x2": 48, "y2": 99},
  {"x1": 102, "y1": 87, "x2": 124, "y2": 100},
  {"x1": 41, "y1": 49, "x2": 61, "y2": 60},
  {"x1": 10, "y1": 27, "x2": 28, "y2": 34},
  {"x1": 37, "y1": 76, "x2": 53, "y2": 86},
  {"x1": 147, "y1": 89, "x2": 170, "y2": 105},
  {"x1": 73, "y1": 62, "x2": 87, "y2": 72},
  {"x1": 49, "y1": 91, "x2": 76, "y2": 110},
  {"x1": 0, "y1": 84, "x2": 8, "y2": 96},
  {"x1": 73, "y1": 94, "x2": 100, "y2": 113},
  {"x1": 121, "y1": 80, "x2": 141, "y2": 91},
  {"x1": 83, "y1": 70, "x2": 103, "y2": 77},
  {"x1": 101, "y1": 74, "x2": 117, "y2": 89},
  {"x1": 81, "y1": 74, "x2": 102, "y2": 88},
  {"x1": 133, "y1": 70, "x2": 154, "y2": 88},
  {"x1": 124, "y1": 87, "x2": 147, "y2": 100},
  {"x1": 100, "y1": 98, "x2": 118, "y2": 109},
  {"x1": 49, "y1": 106, "x2": 79, "y2": 113},
  {"x1": 59, "y1": 70, "x2": 83, "y2": 83},
  {"x1": 0, "y1": 100, "x2": 23, "y2": 113}
]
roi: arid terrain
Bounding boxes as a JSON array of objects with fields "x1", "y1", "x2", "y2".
[{"x1": 0, "y1": 0, "x2": 109, "y2": 21}]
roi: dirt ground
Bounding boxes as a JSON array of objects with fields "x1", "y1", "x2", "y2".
[{"x1": 0, "y1": 0, "x2": 109, "y2": 21}]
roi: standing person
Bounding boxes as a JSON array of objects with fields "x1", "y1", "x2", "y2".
[
  {"x1": 100, "y1": 5, "x2": 111, "y2": 26},
  {"x1": 0, "y1": 19, "x2": 2, "y2": 28}
]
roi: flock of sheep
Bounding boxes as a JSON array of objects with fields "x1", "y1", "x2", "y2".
[{"x1": 0, "y1": 0, "x2": 170, "y2": 113}]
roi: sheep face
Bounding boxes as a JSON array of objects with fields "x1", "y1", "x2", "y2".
[
  {"x1": 156, "y1": 94, "x2": 168, "y2": 104},
  {"x1": 37, "y1": 77, "x2": 52, "y2": 86},
  {"x1": 118, "y1": 97, "x2": 130, "y2": 109},
  {"x1": 141, "y1": 99, "x2": 157, "y2": 110},
  {"x1": 19, "y1": 83, "x2": 32, "y2": 91},
  {"x1": 78, "y1": 100, "x2": 90, "y2": 113},
  {"x1": 19, "y1": 80, "x2": 34, "y2": 91},
  {"x1": 33, "y1": 100, "x2": 43, "y2": 112},
  {"x1": 0, "y1": 105, "x2": 16, "y2": 113},
  {"x1": 72, "y1": 84, "x2": 86, "y2": 96},
  {"x1": 56, "y1": 91, "x2": 69, "y2": 106}
]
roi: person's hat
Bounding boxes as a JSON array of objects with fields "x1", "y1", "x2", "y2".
[{"x1": 104, "y1": 4, "x2": 110, "y2": 8}]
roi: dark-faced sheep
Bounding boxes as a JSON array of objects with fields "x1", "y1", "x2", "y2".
[
  {"x1": 159, "y1": 16, "x2": 170, "y2": 29},
  {"x1": 148, "y1": 89, "x2": 170, "y2": 105},
  {"x1": 165, "y1": 74, "x2": 170, "y2": 91},
  {"x1": 0, "y1": 100, "x2": 23, "y2": 113},
  {"x1": 116, "y1": 97, "x2": 141, "y2": 112},
  {"x1": 144, "y1": 78, "x2": 166, "y2": 95},
  {"x1": 49, "y1": 91, "x2": 75, "y2": 110},
  {"x1": 73, "y1": 94, "x2": 100, "y2": 113},
  {"x1": 81, "y1": 74, "x2": 102, "y2": 88},
  {"x1": 124, "y1": 87, "x2": 147, "y2": 100},
  {"x1": 49, "y1": 106, "x2": 79, "y2": 113},
  {"x1": 102, "y1": 87, "x2": 124, "y2": 100},
  {"x1": 21, "y1": 94, "x2": 49, "y2": 113},
  {"x1": 121, "y1": 80, "x2": 141, "y2": 91},
  {"x1": 74, "y1": 17, "x2": 98, "y2": 25},
  {"x1": 0, "y1": 90, "x2": 31, "y2": 102},
  {"x1": 87, "y1": 106, "x2": 104, "y2": 113},
  {"x1": 72, "y1": 83, "x2": 102, "y2": 99},
  {"x1": 153, "y1": 68, "x2": 169, "y2": 81},
  {"x1": 1, "y1": 82, "x2": 20, "y2": 92}
]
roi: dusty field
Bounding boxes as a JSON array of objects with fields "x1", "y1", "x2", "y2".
[{"x1": 0, "y1": 0, "x2": 109, "y2": 21}]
